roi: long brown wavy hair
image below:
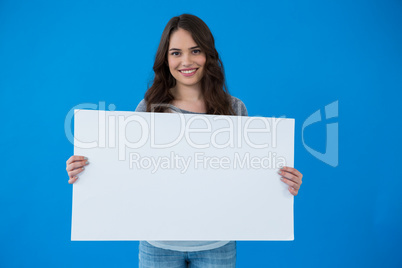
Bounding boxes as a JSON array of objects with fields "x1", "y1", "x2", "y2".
[{"x1": 144, "y1": 14, "x2": 235, "y2": 115}]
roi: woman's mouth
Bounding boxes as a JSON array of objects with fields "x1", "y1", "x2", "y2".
[{"x1": 179, "y1": 68, "x2": 198, "y2": 77}]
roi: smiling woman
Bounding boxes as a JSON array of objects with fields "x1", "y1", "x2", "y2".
[
  {"x1": 65, "y1": 13, "x2": 303, "y2": 268},
  {"x1": 143, "y1": 14, "x2": 235, "y2": 115}
]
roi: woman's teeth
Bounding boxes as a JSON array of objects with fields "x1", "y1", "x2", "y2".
[{"x1": 180, "y1": 69, "x2": 197, "y2": 74}]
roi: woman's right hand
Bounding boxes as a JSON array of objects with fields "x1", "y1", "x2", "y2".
[{"x1": 66, "y1": 155, "x2": 89, "y2": 184}]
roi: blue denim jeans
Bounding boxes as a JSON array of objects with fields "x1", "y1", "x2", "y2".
[{"x1": 139, "y1": 241, "x2": 236, "y2": 268}]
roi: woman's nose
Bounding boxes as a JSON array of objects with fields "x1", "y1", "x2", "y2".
[{"x1": 181, "y1": 53, "x2": 193, "y2": 67}]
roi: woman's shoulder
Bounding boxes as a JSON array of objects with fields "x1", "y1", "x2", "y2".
[
  {"x1": 135, "y1": 99, "x2": 147, "y2": 112},
  {"x1": 230, "y1": 96, "x2": 248, "y2": 116}
]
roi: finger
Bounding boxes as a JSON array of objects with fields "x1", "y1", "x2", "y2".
[
  {"x1": 278, "y1": 169, "x2": 301, "y2": 184},
  {"x1": 288, "y1": 186, "x2": 298, "y2": 196},
  {"x1": 68, "y1": 176, "x2": 79, "y2": 184},
  {"x1": 281, "y1": 166, "x2": 302, "y2": 178},
  {"x1": 68, "y1": 166, "x2": 86, "y2": 178},
  {"x1": 66, "y1": 155, "x2": 88, "y2": 166},
  {"x1": 66, "y1": 160, "x2": 89, "y2": 172},
  {"x1": 281, "y1": 177, "x2": 300, "y2": 190}
]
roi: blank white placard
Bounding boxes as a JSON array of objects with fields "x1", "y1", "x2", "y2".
[{"x1": 72, "y1": 109, "x2": 294, "y2": 241}]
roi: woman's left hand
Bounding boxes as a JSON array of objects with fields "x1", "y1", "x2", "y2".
[{"x1": 278, "y1": 166, "x2": 303, "y2": 196}]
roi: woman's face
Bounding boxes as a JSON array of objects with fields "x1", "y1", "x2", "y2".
[{"x1": 167, "y1": 28, "x2": 206, "y2": 90}]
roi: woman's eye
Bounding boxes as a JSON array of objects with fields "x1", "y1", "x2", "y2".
[
  {"x1": 171, "y1": 52, "x2": 180, "y2": 56},
  {"x1": 193, "y1": 49, "x2": 201, "y2": 54}
]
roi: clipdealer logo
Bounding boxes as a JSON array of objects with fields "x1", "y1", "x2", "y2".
[
  {"x1": 64, "y1": 100, "x2": 339, "y2": 170},
  {"x1": 302, "y1": 100, "x2": 339, "y2": 167}
]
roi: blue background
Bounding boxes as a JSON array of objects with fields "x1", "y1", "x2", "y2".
[{"x1": 1, "y1": 0, "x2": 401, "y2": 267}]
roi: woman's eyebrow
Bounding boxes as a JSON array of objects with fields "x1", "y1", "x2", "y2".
[{"x1": 169, "y1": 46, "x2": 200, "y2": 51}]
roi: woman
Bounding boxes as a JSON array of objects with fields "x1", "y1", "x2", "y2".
[{"x1": 66, "y1": 14, "x2": 303, "y2": 268}]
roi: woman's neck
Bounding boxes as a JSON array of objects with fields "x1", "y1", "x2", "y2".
[
  {"x1": 170, "y1": 84, "x2": 206, "y2": 113},
  {"x1": 171, "y1": 84, "x2": 203, "y2": 101}
]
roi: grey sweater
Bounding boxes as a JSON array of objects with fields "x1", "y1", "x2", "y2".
[
  {"x1": 135, "y1": 96, "x2": 248, "y2": 117},
  {"x1": 135, "y1": 96, "x2": 248, "y2": 252}
]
